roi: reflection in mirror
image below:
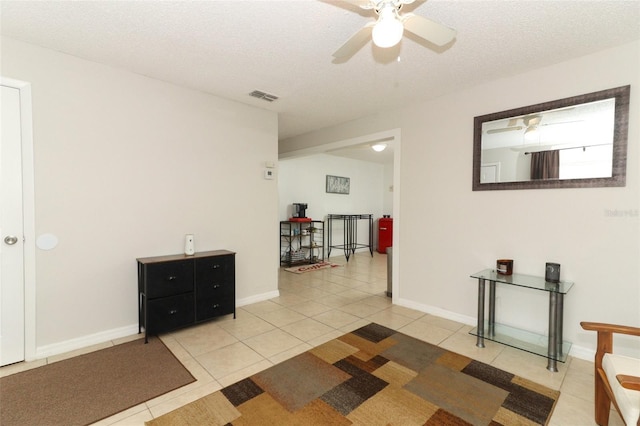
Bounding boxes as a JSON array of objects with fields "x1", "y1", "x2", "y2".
[
  {"x1": 481, "y1": 99, "x2": 615, "y2": 183},
  {"x1": 473, "y1": 86, "x2": 630, "y2": 190}
]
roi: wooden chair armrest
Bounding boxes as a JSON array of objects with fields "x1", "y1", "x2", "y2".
[
  {"x1": 617, "y1": 374, "x2": 640, "y2": 391},
  {"x1": 581, "y1": 322, "x2": 640, "y2": 337}
]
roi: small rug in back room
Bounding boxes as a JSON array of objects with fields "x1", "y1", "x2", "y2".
[{"x1": 285, "y1": 261, "x2": 341, "y2": 274}]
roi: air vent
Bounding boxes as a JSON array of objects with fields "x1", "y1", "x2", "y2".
[{"x1": 249, "y1": 90, "x2": 279, "y2": 102}]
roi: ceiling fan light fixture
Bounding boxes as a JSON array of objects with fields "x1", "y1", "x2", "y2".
[
  {"x1": 372, "y1": 7, "x2": 404, "y2": 48},
  {"x1": 371, "y1": 143, "x2": 387, "y2": 152}
]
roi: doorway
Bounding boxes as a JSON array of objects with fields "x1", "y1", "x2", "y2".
[{"x1": 278, "y1": 128, "x2": 401, "y2": 300}]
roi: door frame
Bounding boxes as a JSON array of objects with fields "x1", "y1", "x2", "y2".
[
  {"x1": 278, "y1": 128, "x2": 402, "y2": 301},
  {"x1": 1, "y1": 77, "x2": 36, "y2": 361}
]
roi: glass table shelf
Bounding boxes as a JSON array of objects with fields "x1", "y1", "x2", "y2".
[
  {"x1": 470, "y1": 321, "x2": 572, "y2": 363},
  {"x1": 470, "y1": 269, "x2": 574, "y2": 294},
  {"x1": 470, "y1": 269, "x2": 574, "y2": 372}
]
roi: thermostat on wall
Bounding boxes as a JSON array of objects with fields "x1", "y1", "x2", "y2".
[{"x1": 264, "y1": 169, "x2": 275, "y2": 180}]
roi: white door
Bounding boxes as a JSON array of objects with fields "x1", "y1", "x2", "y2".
[{"x1": 0, "y1": 84, "x2": 25, "y2": 366}]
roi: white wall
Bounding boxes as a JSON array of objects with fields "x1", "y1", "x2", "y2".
[
  {"x1": 1, "y1": 37, "x2": 279, "y2": 356},
  {"x1": 280, "y1": 41, "x2": 640, "y2": 358},
  {"x1": 278, "y1": 154, "x2": 384, "y2": 256}
]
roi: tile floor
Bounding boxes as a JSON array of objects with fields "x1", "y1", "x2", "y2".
[{"x1": 1, "y1": 252, "x2": 623, "y2": 426}]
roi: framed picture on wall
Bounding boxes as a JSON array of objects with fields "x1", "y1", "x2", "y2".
[{"x1": 326, "y1": 175, "x2": 350, "y2": 194}]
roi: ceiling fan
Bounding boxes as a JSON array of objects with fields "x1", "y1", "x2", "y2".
[
  {"x1": 333, "y1": 0, "x2": 457, "y2": 59},
  {"x1": 486, "y1": 114, "x2": 583, "y2": 136},
  {"x1": 486, "y1": 115, "x2": 539, "y2": 135}
]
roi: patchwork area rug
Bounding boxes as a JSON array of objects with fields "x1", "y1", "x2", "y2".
[
  {"x1": 1, "y1": 337, "x2": 195, "y2": 426},
  {"x1": 147, "y1": 323, "x2": 560, "y2": 425},
  {"x1": 284, "y1": 261, "x2": 341, "y2": 274}
]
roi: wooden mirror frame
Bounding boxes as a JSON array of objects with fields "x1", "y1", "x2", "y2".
[{"x1": 472, "y1": 85, "x2": 630, "y2": 191}]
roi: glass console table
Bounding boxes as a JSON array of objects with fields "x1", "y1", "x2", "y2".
[{"x1": 470, "y1": 269, "x2": 574, "y2": 372}]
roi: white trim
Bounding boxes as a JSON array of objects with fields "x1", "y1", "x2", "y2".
[
  {"x1": 1, "y1": 77, "x2": 37, "y2": 362},
  {"x1": 35, "y1": 287, "x2": 279, "y2": 359},
  {"x1": 237, "y1": 290, "x2": 280, "y2": 307},
  {"x1": 36, "y1": 324, "x2": 139, "y2": 359},
  {"x1": 396, "y1": 296, "x2": 594, "y2": 362},
  {"x1": 278, "y1": 128, "x2": 402, "y2": 305},
  {"x1": 278, "y1": 129, "x2": 401, "y2": 160},
  {"x1": 32, "y1": 289, "x2": 279, "y2": 360},
  {"x1": 396, "y1": 297, "x2": 477, "y2": 327},
  {"x1": 569, "y1": 344, "x2": 594, "y2": 362},
  {"x1": 391, "y1": 129, "x2": 400, "y2": 304}
]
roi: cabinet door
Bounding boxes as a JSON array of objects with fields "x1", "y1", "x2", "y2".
[
  {"x1": 196, "y1": 295, "x2": 235, "y2": 321},
  {"x1": 195, "y1": 254, "x2": 235, "y2": 321},
  {"x1": 377, "y1": 218, "x2": 393, "y2": 253},
  {"x1": 146, "y1": 293, "x2": 194, "y2": 333},
  {"x1": 195, "y1": 255, "x2": 234, "y2": 297},
  {"x1": 144, "y1": 260, "x2": 194, "y2": 298}
]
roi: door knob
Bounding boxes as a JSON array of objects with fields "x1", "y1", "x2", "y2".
[{"x1": 4, "y1": 236, "x2": 19, "y2": 245}]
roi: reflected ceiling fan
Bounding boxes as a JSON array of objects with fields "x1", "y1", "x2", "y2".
[
  {"x1": 487, "y1": 115, "x2": 539, "y2": 135},
  {"x1": 486, "y1": 107, "x2": 581, "y2": 135},
  {"x1": 333, "y1": 0, "x2": 457, "y2": 59}
]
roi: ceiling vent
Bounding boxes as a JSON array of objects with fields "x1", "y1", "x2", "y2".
[{"x1": 249, "y1": 90, "x2": 279, "y2": 102}]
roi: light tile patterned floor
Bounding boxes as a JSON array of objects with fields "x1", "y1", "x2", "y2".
[{"x1": 0, "y1": 252, "x2": 623, "y2": 426}]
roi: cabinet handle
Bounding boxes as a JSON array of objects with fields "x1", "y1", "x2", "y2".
[
  {"x1": 213, "y1": 304, "x2": 220, "y2": 309},
  {"x1": 212, "y1": 264, "x2": 220, "y2": 269},
  {"x1": 167, "y1": 276, "x2": 177, "y2": 281},
  {"x1": 380, "y1": 228, "x2": 387, "y2": 231},
  {"x1": 213, "y1": 284, "x2": 221, "y2": 289},
  {"x1": 169, "y1": 309, "x2": 178, "y2": 315}
]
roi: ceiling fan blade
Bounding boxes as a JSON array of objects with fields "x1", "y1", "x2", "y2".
[
  {"x1": 333, "y1": 22, "x2": 375, "y2": 59},
  {"x1": 342, "y1": 0, "x2": 416, "y2": 8},
  {"x1": 340, "y1": 0, "x2": 375, "y2": 9},
  {"x1": 402, "y1": 13, "x2": 456, "y2": 46},
  {"x1": 540, "y1": 119, "x2": 584, "y2": 127},
  {"x1": 487, "y1": 126, "x2": 524, "y2": 134}
]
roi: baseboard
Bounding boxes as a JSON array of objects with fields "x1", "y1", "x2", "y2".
[
  {"x1": 33, "y1": 290, "x2": 280, "y2": 361},
  {"x1": 35, "y1": 323, "x2": 140, "y2": 360},
  {"x1": 395, "y1": 297, "x2": 477, "y2": 326},
  {"x1": 395, "y1": 297, "x2": 594, "y2": 362},
  {"x1": 568, "y1": 344, "x2": 594, "y2": 362},
  {"x1": 237, "y1": 290, "x2": 280, "y2": 307}
]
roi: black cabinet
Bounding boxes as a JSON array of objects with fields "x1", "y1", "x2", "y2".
[
  {"x1": 195, "y1": 255, "x2": 235, "y2": 321},
  {"x1": 138, "y1": 250, "x2": 235, "y2": 342},
  {"x1": 280, "y1": 220, "x2": 324, "y2": 266}
]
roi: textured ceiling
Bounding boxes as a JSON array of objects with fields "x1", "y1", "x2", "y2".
[{"x1": 1, "y1": 0, "x2": 639, "y2": 144}]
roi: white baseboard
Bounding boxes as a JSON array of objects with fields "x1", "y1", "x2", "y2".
[
  {"x1": 35, "y1": 323, "x2": 140, "y2": 360},
  {"x1": 395, "y1": 297, "x2": 477, "y2": 326},
  {"x1": 33, "y1": 291, "x2": 595, "y2": 364},
  {"x1": 395, "y1": 297, "x2": 594, "y2": 362},
  {"x1": 237, "y1": 290, "x2": 280, "y2": 307},
  {"x1": 33, "y1": 290, "x2": 280, "y2": 361},
  {"x1": 568, "y1": 344, "x2": 594, "y2": 361}
]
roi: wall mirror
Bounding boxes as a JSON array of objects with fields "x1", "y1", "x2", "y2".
[{"x1": 473, "y1": 85, "x2": 630, "y2": 190}]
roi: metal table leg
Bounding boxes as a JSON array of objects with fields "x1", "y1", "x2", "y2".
[
  {"x1": 488, "y1": 280, "x2": 496, "y2": 337},
  {"x1": 343, "y1": 216, "x2": 352, "y2": 260},
  {"x1": 476, "y1": 278, "x2": 486, "y2": 348},
  {"x1": 350, "y1": 216, "x2": 356, "y2": 255},
  {"x1": 327, "y1": 218, "x2": 333, "y2": 258},
  {"x1": 368, "y1": 215, "x2": 373, "y2": 256},
  {"x1": 547, "y1": 291, "x2": 559, "y2": 372},
  {"x1": 556, "y1": 293, "x2": 564, "y2": 357}
]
